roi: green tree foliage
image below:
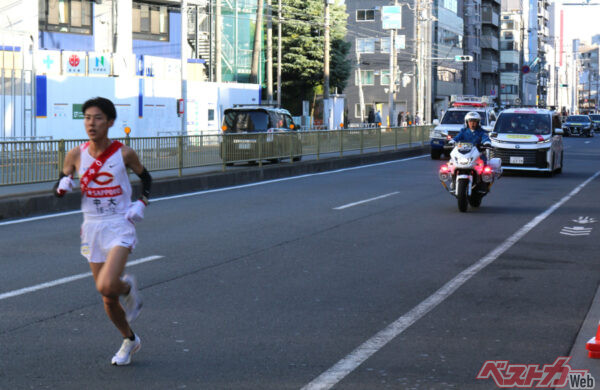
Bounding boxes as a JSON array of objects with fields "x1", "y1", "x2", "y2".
[{"x1": 275, "y1": 0, "x2": 349, "y2": 113}]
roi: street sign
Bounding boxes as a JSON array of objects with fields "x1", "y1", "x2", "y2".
[
  {"x1": 521, "y1": 65, "x2": 530, "y2": 74},
  {"x1": 515, "y1": 98, "x2": 522, "y2": 105},
  {"x1": 381, "y1": 6, "x2": 403, "y2": 30},
  {"x1": 454, "y1": 55, "x2": 473, "y2": 62}
]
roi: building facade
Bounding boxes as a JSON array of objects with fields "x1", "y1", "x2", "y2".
[
  {"x1": 343, "y1": 0, "x2": 417, "y2": 126},
  {"x1": 463, "y1": 0, "x2": 500, "y2": 102},
  {"x1": 0, "y1": 0, "x2": 263, "y2": 139},
  {"x1": 479, "y1": 0, "x2": 500, "y2": 100},
  {"x1": 431, "y1": 0, "x2": 464, "y2": 119},
  {"x1": 499, "y1": 11, "x2": 521, "y2": 107},
  {"x1": 578, "y1": 44, "x2": 599, "y2": 113}
]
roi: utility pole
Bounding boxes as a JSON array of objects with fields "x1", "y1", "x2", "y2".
[
  {"x1": 323, "y1": 0, "x2": 331, "y2": 129},
  {"x1": 356, "y1": 51, "x2": 365, "y2": 123},
  {"x1": 388, "y1": 13, "x2": 396, "y2": 127},
  {"x1": 424, "y1": 1, "x2": 431, "y2": 123},
  {"x1": 416, "y1": 0, "x2": 426, "y2": 123},
  {"x1": 267, "y1": 0, "x2": 273, "y2": 103},
  {"x1": 181, "y1": 0, "x2": 188, "y2": 134},
  {"x1": 215, "y1": 0, "x2": 222, "y2": 82},
  {"x1": 250, "y1": 0, "x2": 264, "y2": 84},
  {"x1": 571, "y1": 41, "x2": 577, "y2": 114},
  {"x1": 277, "y1": 0, "x2": 282, "y2": 107},
  {"x1": 413, "y1": 0, "x2": 420, "y2": 120},
  {"x1": 519, "y1": 10, "x2": 524, "y2": 105}
]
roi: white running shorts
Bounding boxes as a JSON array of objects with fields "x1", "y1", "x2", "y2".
[{"x1": 80, "y1": 216, "x2": 137, "y2": 263}]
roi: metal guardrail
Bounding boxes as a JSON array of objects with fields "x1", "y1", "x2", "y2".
[{"x1": 0, "y1": 126, "x2": 432, "y2": 186}]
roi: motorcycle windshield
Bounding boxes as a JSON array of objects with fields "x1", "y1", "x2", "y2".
[{"x1": 456, "y1": 142, "x2": 474, "y2": 152}]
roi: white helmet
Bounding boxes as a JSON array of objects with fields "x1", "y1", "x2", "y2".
[{"x1": 464, "y1": 111, "x2": 481, "y2": 125}]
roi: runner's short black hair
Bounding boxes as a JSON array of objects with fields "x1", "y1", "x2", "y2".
[{"x1": 82, "y1": 97, "x2": 117, "y2": 121}]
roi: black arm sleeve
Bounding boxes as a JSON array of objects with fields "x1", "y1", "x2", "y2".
[
  {"x1": 137, "y1": 168, "x2": 152, "y2": 198},
  {"x1": 53, "y1": 172, "x2": 67, "y2": 198}
]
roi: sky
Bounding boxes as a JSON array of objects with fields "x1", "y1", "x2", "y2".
[{"x1": 558, "y1": 0, "x2": 600, "y2": 45}]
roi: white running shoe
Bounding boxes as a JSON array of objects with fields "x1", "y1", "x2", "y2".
[
  {"x1": 111, "y1": 334, "x2": 141, "y2": 366},
  {"x1": 121, "y1": 274, "x2": 143, "y2": 323}
]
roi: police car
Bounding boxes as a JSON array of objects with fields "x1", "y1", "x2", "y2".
[
  {"x1": 489, "y1": 108, "x2": 564, "y2": 175},
  {"x1": 429, "y1": 96, "x2": 497, "y2": 159}
]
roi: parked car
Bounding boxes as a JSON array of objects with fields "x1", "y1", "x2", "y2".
[
  {"x1": 489, "y1": 108, "x2": 564, "y2": 175},
  {"x1": 562, "y1": 115, "x2": 594, "y2": 137},
  {"x1": 220, "y1": 106, "x2": 302, "y2": 165}
]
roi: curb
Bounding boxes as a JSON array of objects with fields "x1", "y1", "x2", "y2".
[{"x1": 0, "y1": 146, "x2": 427, "y2": 221}]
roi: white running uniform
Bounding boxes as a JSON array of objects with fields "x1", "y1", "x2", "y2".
[{"x1": 79, "y1": 142, "x2": 136, "y2": 263}]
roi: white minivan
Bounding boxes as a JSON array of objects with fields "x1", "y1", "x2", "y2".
[{"x1": 489, "y1": 108, "x2": 564, "y2": 175}]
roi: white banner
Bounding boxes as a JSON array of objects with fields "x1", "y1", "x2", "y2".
[
  {"x1": 36, "y1": 50, "x2": 61, "y2": 75},
  {"x1": 62, "y1": 51, "x2": 86, "y2": 75},
  {"x1": 88, "y1": 53, "x2": 110, "y2": 75}
]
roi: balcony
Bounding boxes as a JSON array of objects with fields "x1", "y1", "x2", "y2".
[
  {"x1": 481, "y1": 59, "x2": 499, "y2": 73},
  {"x1": 481, "y1": 36, "x2": 499, "y2": 51},
  {"x1": 482, "y1": 9, "x2": 500, "y2": 26}
]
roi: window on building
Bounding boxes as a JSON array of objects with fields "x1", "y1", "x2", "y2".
[
  {"x1": 501, "y1": 63, "x2": 519, "y2": 72},
  {"x1": 501, "y1": 85, "x2": 518, "y2": 94},
  {"x1": 437, "y1": 66, "x2": 462, "y2": 83},
  {"x1": 133, "y1": 2, "x2": 169, "y2": 41},
  {"x1": 438, "y1": 28, "x2": 463, "y2": 48},
  {"x1": 501, "y1": 20, "x2": 515, "y2": 30},
  {"x1": 356, "y1": 38, "x2": 376, "y2": 53},
  {"x1": 355, "y1": 69, "x2": 374, "y2": 85},
  {"x1": 355, "y1": 103, "x2": 375, "y2": 118},
  {"x1": 380, "y1": 70, "x2": 390, "y2": 85},
  {"x1": 500, "y1": 41, "x2": 516, "y2": 50},
  {"x1": 39, "y1": 0, "x2": 93, "y2": 34},
  {"x1": 380, "y1": 38, "x2": 390, "y2": 53},
  {"x1": 356, "y1": 9, "x2": 375, "y2": 21},
  {"x1": 441, "y1": 0, "x2": 457, "y2": 13}
]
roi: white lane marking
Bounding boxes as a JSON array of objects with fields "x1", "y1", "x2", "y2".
[
  {"x1": 0, "y1": 155, "x2": 427, "y2": 227},
  {"x1": 0, "y1": 255, "x2": 163, "y2": 301},
  {"x1": 0, "y1": 210, "x2": 82, "y2": 227},
  {"x1": 333, "y1": 192, "x2": 400, "y2": 210},
  {"x1": 301, "y1": 170, "x2": 600, "y2": 390}
]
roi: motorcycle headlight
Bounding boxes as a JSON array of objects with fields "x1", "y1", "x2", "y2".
[{"x1": 458, "y1": 157, "x2": 471, "y2": 165}]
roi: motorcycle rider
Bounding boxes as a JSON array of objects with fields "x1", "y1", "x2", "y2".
[{"x1": 449, "y1": 111, "x2": 491, "y2": 161}]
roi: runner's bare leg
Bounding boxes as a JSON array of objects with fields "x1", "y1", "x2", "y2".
[{"x1": 89, "y1": 246, "x2": 133, "y2": 338}]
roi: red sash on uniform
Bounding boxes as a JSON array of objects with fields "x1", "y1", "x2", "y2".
[{"x1": 80, "y1": 140, "x2": 123, "y2": 192}]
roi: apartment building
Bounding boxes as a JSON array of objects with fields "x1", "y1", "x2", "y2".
[
  {"x1": 499, "y1": 11, "x2": 521, "y2": 107},
  {"x1": 431, "y1": 0, "x2": 464, "y2": 119},
  {"x1": 578, "y1": 44, "x2": 599, "y2": 113},
  {"x1": 500, "y1": 0, "x2": 551, "y2": 107},
  {"x1": 343, "y1": 0, "x2": 417, "y2": 125},
  {"x1": 463, "y1": 0, "x2": 500, "y2": 102}
]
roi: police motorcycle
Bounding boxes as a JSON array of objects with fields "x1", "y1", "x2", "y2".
[{"x1": 438, "y1": 114, "x2": 502, "y2": 212}]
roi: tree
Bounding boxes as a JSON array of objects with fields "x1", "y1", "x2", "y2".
[{"x1": 275, "y1": 0, "x2": 349, "y2": 114}]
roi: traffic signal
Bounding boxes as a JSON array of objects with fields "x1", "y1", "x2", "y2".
[{"x1": 454, "y1": 55, "x2": 473, "y2": 62}]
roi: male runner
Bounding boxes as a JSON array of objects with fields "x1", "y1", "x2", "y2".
[{"x1": 54, "y1": 97, "x2": 152, "y2": 366}]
